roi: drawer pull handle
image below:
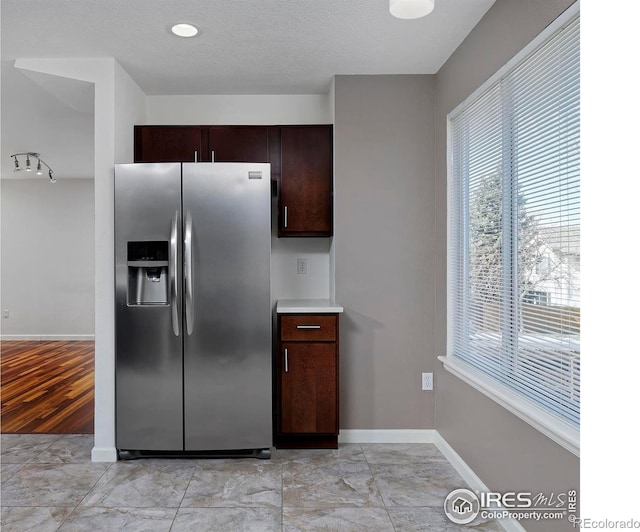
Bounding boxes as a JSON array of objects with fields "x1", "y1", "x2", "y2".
[
  {"x1": 296, "y1": 325, "x2": 321, "y2": 329},
  {"x1": 284, "y1": 348, "x2": 289, "y2": 373}
]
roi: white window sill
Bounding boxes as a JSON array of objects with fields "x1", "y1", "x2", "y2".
[{"x1": 438, "y1": 355, "x2": 579, "y2": 457}]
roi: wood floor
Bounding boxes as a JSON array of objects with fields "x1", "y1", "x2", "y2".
[{"x1": 1, "y1": 340, "x2": 94, "y2": 434}]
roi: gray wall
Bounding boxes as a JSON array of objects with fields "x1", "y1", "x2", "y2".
[
  {"x1": 1, "y1": 178, "x2": 95, "y2": 338},
  {"x1": 434, "y1": 1, "x2": 579, "y2": 530},
  {"x1": 334, "y1": 75, "x2": 435, "y2": 429}
]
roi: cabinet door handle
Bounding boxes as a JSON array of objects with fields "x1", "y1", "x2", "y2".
[
  {"x1": 194, "y1": 150, "x2": 198, "y2": 162},
  {"x1": 284, "y1": 205, "x2": 288, "y2": 228},
  {"x1": 296, "y1": 325, "x2": 321, "y2": 329},
  {"x1": 284, "y1": 348, "x2": 289, "y2": 373}
]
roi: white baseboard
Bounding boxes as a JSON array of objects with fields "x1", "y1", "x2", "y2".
[
  {"x1": 91, "y1": 446, "x2": 118, "y2": 462},
  {"x1": 433, "y1": 432, "x2": 526, "y2": 532},
  {"x1": 338, "y1": 429, "x2": 437, "y2": 443},
  {"x1": 0, "y1": 334, "x2": 95, "y2": 341},
  {"x1": 432, "y1": 432, "x2": 487, "y2": 492}
]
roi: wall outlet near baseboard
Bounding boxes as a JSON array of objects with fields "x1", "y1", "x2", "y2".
[{"x1": 422, "y1": 372, "x2": 433, "y2": 391}]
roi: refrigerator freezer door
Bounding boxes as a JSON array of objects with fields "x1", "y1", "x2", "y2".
[
  {"x1": 115, "y1": 163, "x2": 183, "y2": 451},
  {"x1": 182, "y1": 163, "x2": 272, "y2": 451}
]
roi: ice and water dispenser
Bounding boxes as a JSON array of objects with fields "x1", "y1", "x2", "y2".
[{"x1": 127, "y1": 241, "x2": 169, "y2": 305}]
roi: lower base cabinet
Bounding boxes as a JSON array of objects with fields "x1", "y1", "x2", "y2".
[{"x1": 275, "y1": 313, "x2": 339, "y2": 449}]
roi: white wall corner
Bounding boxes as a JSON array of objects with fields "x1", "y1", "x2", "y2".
[{"x1": 91, "y1": 446, "x2": 118, "y2": 462}]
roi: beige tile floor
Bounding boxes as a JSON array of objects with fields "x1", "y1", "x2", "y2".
[{"x1": 1, "y1": 434, "x2": 502, "y2": 531}]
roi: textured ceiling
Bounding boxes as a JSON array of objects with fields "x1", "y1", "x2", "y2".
[{"x1": 1, "y1": 0, "x2": 494, "y2": 95}]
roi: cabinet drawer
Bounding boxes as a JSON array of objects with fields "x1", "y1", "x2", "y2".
[{"x1": 281, "y1": 315, "x2": 336, "y2": 341}]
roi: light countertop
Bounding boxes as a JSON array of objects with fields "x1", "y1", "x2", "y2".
[{"x1": 276, "y1": 299, "x2": 344, "y2": 314}]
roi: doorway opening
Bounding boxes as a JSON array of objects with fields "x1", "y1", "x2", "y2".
[{"x1": 0, "y1": 66, "x2": 95, "y2": 435}]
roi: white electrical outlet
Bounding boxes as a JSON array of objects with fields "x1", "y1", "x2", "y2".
[
  {"x1": 422, "y1": 372, "x2": 433, "y2": 391},
  {"x1": 2, "y1": 309, "x2": 9, "y2": 319},
  {"x1": 297, "y1": 258, "x2": 308, "y2": 275}
]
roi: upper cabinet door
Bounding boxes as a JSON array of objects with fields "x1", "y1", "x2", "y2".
[
  {"x1": 279, "y1": 125, "x2": 333, "y2": 237},
  {"x1": 134, "y1": 126, "x2": 205, "y2": 163},
  {"x1": 207, "y1": 126, "x2": 269, "y2": 163}
]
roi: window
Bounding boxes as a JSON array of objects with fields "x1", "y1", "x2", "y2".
[{"x1": 444, "y1": 5, "x2": 580, "y2": 452}]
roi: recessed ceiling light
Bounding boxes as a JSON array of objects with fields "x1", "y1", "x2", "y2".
[
  {"x1": 170, "y1": 23, "x2": 199, "y2": 38},
  {"x1": 389, "y1": 0, "x2": 435, "y2": 19}
]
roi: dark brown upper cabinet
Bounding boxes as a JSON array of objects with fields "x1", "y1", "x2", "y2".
[
  {"x1": 278, "y1": 125, "x2": 333, "y2": 237},
  {"x1": 134, "y1": 124, "x2": 334, "y2": 237},
  {"x1": 135, "y1": 125, "x2": 269, "y2": 164},
  {"x1": 206, "y1": 126, "x2": 269, "y2": 163},
  {"x1": 134, "y1": 126, "x2": 205, "y2": 163}
]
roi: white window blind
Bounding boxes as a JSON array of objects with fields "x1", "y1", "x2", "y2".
[{"x1": 448, "y1": 11, "x2": 580, "y2": 429}]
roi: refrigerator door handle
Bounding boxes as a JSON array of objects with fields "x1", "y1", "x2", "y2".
[
  {"x1": 170, "y1": 211, "x2": 180, "y2": 336},
  {"x1": 185, "y1": 211, "x2": 195, "y2": 335}
]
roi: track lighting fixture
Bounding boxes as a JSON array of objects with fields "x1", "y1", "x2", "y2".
[{"x1": 11, "y1": 152, "x2": 56, "y2": 183}]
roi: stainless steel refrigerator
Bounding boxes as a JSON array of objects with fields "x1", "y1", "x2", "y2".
[{"x1": 115, "y1": 162, "x2": 272, "y2": 458}]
